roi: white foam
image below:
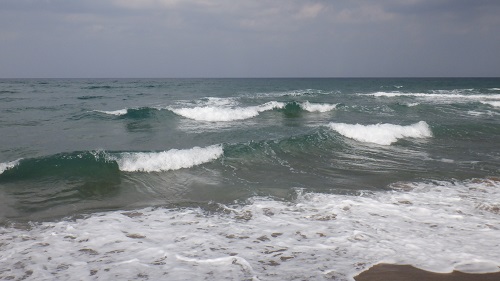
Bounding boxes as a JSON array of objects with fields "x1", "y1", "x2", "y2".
[
  {"x1": 365, "y1": 91, "x2": 500, "y2": 102},
  {"x1": 0, "y1": 159, "x2": 20, "y2": 174},
  {"x1": 116, "y1": 145, "x2": 223, "y2": 172},
  {"x1": 94, "y1": 109, "x2": 128, "y2": 116},
  {"x1": 481, "y1": 101, "x2": 500, "y2": 107},
  {"x1": 169, "y1": 101, "x2": 285, "y2": 122},
  {"x1": 328, "y1": 121, "x2": 432, "y2": 145},
  {"x1": 254, "y1": 89, "x2": 329, "y2": 98},
  {"x1": 368, "y1": 91, "x2": 415, "y2": 97},
  {"x1": 299, "y1": 101, "x2": 337, "y2": 112},
  {"x1": 1, "y1": 179, "x2": 499, "y2": 280}
]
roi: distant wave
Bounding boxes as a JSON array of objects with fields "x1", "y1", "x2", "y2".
[
  {"x1": 94, "y1": 109, "x2": 128, "y2": 116},
  {"x1": 83, "y1": 85, "x2": 116, "y2": 90},
  {"x1": 115, "y1": 145, "x2": 223, "y2": 172},
  {"x1": 299, "y1": 101, "x2": 337, "y2": 112},
  {"x1": 93, "y1": 107, "x2": 161, "y2": 118},
  {"x1": 364, "y1": 91, "x2": 500, "y2": 101},
  {"x1": 94, "y1": 98, "x2": 337, "y2": 122},
  {"x1": 169, "y1": 101, "x2": 284, "y2": 122},
  {"x1": 328, "y1": 121, "x2": 432, "y2": 145},
  {"x1": 77, "y1": 95, "x2": 104, "y2": 100},
  {"x1": 169, "y1": 101, "x2": 336, "y2": 122},
  {"x1": 253, "y1": 89, "x2": 332, "y2": 98}
]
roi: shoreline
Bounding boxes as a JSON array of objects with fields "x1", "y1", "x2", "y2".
[{"x1": 354, "y1": 263, "x2": 500, "y2": 281}]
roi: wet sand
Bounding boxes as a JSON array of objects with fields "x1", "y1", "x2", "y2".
[{"x1": 354, "y1": 264, "x2": 500, "y2": 281}]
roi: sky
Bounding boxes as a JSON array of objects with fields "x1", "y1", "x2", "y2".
[{"x1": 1, "y1": 0, "x2": 499, "y2": 78}]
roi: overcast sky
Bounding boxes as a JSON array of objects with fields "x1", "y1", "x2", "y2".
[{"x1": 1, "y1": 0, "x2": 499, "y2": 78}]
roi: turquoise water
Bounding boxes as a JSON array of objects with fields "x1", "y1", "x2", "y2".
[{"x1": 1, "y1": 78, "x2": 500, "y2": 280}]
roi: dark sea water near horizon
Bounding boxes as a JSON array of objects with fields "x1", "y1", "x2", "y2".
[{"x1": 1, "y1": 78, "x2": 499, "y2": 280}]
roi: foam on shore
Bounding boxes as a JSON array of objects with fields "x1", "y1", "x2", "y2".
[{"x1": 1, "y1": 178, "x2": 499, "y2": 280}]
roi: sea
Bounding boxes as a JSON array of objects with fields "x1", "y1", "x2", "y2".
[{"x1": 1, "y1": 78, "x2": 499, "y2": 280}]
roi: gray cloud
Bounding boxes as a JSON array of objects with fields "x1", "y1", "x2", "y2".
[{"x1": 1, "y1": 0, "x2": 499, "y2": 77}]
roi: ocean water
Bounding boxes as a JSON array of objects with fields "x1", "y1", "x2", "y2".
[{"x1": 1, "y1": 78, "x2": 499, "y2": 280}]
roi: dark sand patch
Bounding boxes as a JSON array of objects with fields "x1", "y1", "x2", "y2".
[{"x1": 355, "y1": 264, "x2": 500, "y2": 281}]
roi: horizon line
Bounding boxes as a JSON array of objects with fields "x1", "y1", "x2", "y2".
[{"x1": 1, "y1": 76, "x2": 499, "y2": 80}]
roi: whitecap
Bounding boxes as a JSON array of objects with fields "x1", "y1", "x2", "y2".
[
  {"x1": 365, "y1": 91, "x2": 500, "y2": 102},
  {"x1": 169, "y1": 101, "x2": 285, "y2": 122},
  {"x1": 481, "y1": 101, "x2": 500, "y2": 107},
  {"x1": 299, "y1": 101, "x2": 337, "y2": 112},
  {"x1": 94, "y1": 109, "x2": 128, "y2": 116},
  {"x1": 0, "y1": 159, "x2": 21, "y2": 174},
  {"x1": 115, "y1": 145, "x2": 223, "y2": 172},
  {"x1": 328, "y1": 121, "x2": 432, "y2": 145}
]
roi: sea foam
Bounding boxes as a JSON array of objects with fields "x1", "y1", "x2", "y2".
[
  {"x1": 169, "y1": 101, "x2": 285, "y2": 122},
  {"x1": 366, "y1": 91, "x2": 500, "y2": 102},
  {"x1": 328, "y1": 121, "x2": 432, "y2": 145},
  {"x1": 115, "y1": 145, "x2": 223, "y2": 172},
  {"x1": 1, "y1": 178, "x2": 499, "y2": 280},
  {"x1": 481, "y1": 101, "x2": 500, "y2": 107},
  {"x1": 169, "y1": 100, "x2": 337, "y2": 122},
  {"x1": 0, "y1": 159, "x2": 20, "y2": 174},
  {"x1": 299, "y1": 101, "x2": 337, "y2": 112}
]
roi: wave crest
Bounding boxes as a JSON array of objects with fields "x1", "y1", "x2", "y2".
[
  {"x1": 170, "y1": 101, "x2": 336, "y2": 122},
  {"x1": 169, "y1": 102, "x2": 285, "y2": 122},
  {"x1": 328, "y1": 121, "x2": 432, "y2": 145},
  {"x1": 116, "y1": 145, "x2": 224, "y2": 172},
  {"x1": 0, "y1": 159, "x2": 21, "y2": 175},
  {"x1": 481, "y1": 101, "x2": 500, "y2": 107},
  {"x1": 365, "y1": 91, "x2": 500, "y2": 101},
  {"x1": 300, "y1": 101, "x2": 337, "y2": 112}
]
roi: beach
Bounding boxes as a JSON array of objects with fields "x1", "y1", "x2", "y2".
[{"x1": 355, "y1": 264, "x2": 500, "y2": 281}]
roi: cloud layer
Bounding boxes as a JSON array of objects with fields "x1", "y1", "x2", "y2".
[{"x1": 1, "y1": 0, "x2": 499, "y2": 77}]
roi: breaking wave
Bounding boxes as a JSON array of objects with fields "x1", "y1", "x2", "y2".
[
  {"x1": 364, "y1": 91, "x2": 500, "y2": 103},
  {"x1": 0, "y1": 146, "x2": 224, "y2": 180},
  {"x1": 115, "y1": 145, "x2": 224, "y2": 172},
  {"x1": 299, "y1": 101, "x2": 337, "y2": 112},
  {"x1": 169, "y1": 101, "x2": 285, "y2": 122},
  {"x1": 0, "y1": 159, "x2": 21, "y2": 175},
  {"x1": 169, "y1": 101, "x2": 336, "y2": 122},
  {"x1": 94, "y1": 109, "x2": 128, "y2": 116},
  {"x1": 328, "y1": 121, "x2": 432, "y2": 145},
  {"x1": 481, "y1": 101, "x2": 500, "y2": 107}
]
